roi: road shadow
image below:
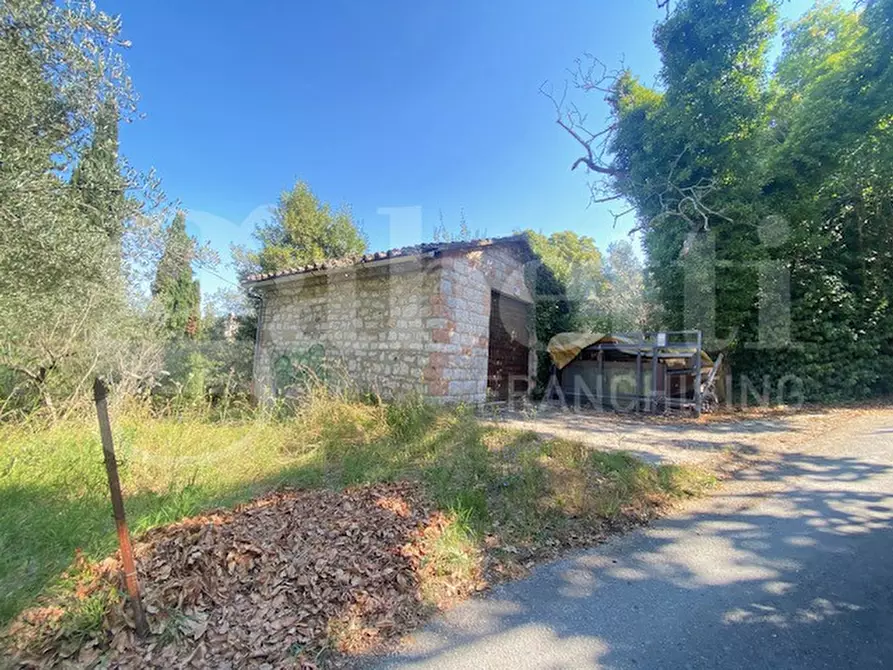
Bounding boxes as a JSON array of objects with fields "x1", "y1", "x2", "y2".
[
  {"x1": 616, "y1": 439, "x2": 760, "y2": 465},
  {"x1": 378, "y1": 446, "x2": 893, "y2": 668}
]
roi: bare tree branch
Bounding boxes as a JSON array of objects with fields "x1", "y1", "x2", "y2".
[
  {"x1": 569, "y1": 54, "x2": 617, "y2": 95},
  {"x1": 540, "y1": 76, "x2": 624, "y2": 182},
  {"x1": 610, "y1": 206, "x2": 638, "y2": 227},
  {"x1": 545, "y1": 45, "x2": 733, "y2": 235},
  {"x1": 644, "y1": 147, "x2": 734, "y2": 233},
  {"x1": 590, "y1": 193, "x2": 626, "y2": 204}
]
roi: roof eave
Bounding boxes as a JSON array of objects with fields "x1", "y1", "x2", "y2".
[
  {"x1": 242, "y1": 233, "x2": 533, "y2": 288},
  {"x1": 244, "y1": 251, "x2": 436, "y2": 289}
]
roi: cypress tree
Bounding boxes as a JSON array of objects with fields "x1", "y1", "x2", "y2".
[
  {"x1": 152, "y1": 212, "x2": 201, "y2": 338},
  {"x1": 70, "y1": 99, "x2": 126, "y2": 243}
]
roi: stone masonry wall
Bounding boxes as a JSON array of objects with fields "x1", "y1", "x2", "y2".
[
  {"x1": 423, "y1": 244, "x2": 536, "y2": 403},
  {"x1": 253, "y1": 242, "x2": 536, "y2": 404},
  {"x1": 254, "y1": 259, "x2": 441, "y2": 401}
]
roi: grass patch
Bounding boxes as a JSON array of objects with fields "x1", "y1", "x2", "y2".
[
  {"x1": 0, "y1": 391, "x2": 714, "y2": 636},
  {"x1": 416, "y1": 508, "x2": 483, "y2": 608}
]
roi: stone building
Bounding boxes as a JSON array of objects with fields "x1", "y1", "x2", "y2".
[{"x1": 245, "y1": 236, "x2": 537, "y2": 404}]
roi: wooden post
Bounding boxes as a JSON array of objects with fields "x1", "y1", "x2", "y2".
[{"x1": 93, "y1": 377, "x2": 149, "y2": 637}]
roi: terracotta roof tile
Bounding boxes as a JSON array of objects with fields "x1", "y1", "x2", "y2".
[{"x1": 243, "y1": 234, "x2": 530, "y2": 284}]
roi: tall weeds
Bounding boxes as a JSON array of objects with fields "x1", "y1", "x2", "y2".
[{"x1": 0, "y1": 382, "x2": 714, "y2": 626}]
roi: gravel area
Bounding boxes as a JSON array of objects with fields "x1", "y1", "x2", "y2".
[{"x1": 485, "y1": 403, "x2": 872, "y2": 466}]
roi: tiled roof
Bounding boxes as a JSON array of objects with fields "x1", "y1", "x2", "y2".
[{"x1": 243, "y1": 234, "x2": 530, "y2": 284}]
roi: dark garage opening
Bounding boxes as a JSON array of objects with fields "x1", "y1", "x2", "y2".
[{"x1": 487, "y1": 291, "x2": 530, "y2": 400}]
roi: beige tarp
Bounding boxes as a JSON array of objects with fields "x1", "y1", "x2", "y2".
[
  {"x1": 546, "y1": 332, "x2": 608, "y2": 370},
  {"x1": 547, "y1": 332, "x2": 714, "y2": 371}
]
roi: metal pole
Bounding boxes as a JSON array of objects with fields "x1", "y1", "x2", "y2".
[
  {"x1": 651, "y1": 335, "x2": 660, "y2": 414},
  {"x1": 596, "y1": 349, "x2": 605, "y2": 411},
  {"x1": 93, "y1": 377, "x2": 149, "y2": 637},
  {"x1": 694, "y1": 331, "x2": 703, "y2": 417}
]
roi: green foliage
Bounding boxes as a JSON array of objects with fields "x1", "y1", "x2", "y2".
[
  {"x1": 180, "y1": 351, "x2": 210, "y2": 403},
  {"x1": 568, "y1": 0, "x2": 893, "y2": 402},
  {"x1": 234, "y1": 181, "x2": 367, "y2": 278},
  {"x1": 524, "y1": 230, "x2": 652, "y2": 390},
  {"x1": 0, "y1": 0, "x2": 167, "y2": 416},
  {"x1": 151, "y1": 212, "x2": 201, "y2": 339},
  {"x1": 525, "y1": 232, "x2": 577, "y2": 335},
  {"x1": 530, "y1": 231, "x2": 605, "y2": 297},
  {"x1": 204, "y1": 287, "x2": 260, "y2": 345},
  {"x1": 526, "y1": 230, "x2": 607, "y2": 328},
  {"x1": 153, "y1": 337, "x2": 254, "y2": 415},
  {"x1": 525, "y1": 231, "x2": 595, "y2": 390},
  {"x1": 612, "y1": 0, "x2": 776, "y2": 341},
  {"x1": 602, "y1": 240, "x2": 654, "y2": 331},
  {"x1": 69, "y1": 100, "x2": 126, "y2": 244},
  {"x1": 748, "y1": 0, "x2": 893, "y2": 399}
]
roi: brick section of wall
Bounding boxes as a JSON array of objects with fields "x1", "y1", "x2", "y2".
[
  {"x1": 431, "y1": 245, "x2": 536, "y2": 404},
  {"x1": 254, "y1": 243, "x2": 536, "y2": 404}
]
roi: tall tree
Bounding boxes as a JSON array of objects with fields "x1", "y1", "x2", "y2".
[
  {"x1": 549, "y1": 0, "x2": 893, "y2": 401},
  {"x1": 0, "y1": 0, "x2": 160, "y2": 414},
  {"x1": 70, "y1": 99, "x2": 126, "y2": 244},
  {"x1": 601, "y1": 240, "x2": 650, "y2": 332},
  {"x1": 526, "y1": 230, "x2": 607, "y2": 331},
  {"x1": 745, "y1": 0, "x2": 893, "y2": 399},
  {"x1": 152, "y1": 212, "x2": 201, "y2": 338},
  {"x1": 234, "y1": 181, "x2": 366, "y2": 277},
  {"x1": 525, "y1": 230, "x2": 610, "y2": 390}
]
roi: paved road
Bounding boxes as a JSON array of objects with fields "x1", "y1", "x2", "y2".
[{"x1": 377, "y1": 411, "x2": 893, "y2": 669}]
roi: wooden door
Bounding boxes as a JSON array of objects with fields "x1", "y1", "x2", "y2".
[{"x1": 487, "y1": 291, "x2": 530, "y2": 400}]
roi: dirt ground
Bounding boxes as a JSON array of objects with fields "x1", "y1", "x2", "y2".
[{"x1": 486, "y1": 403, "x2": 888, "y2": 467}]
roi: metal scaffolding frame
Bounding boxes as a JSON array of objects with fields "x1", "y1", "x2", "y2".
[{"x1": 554, "y1": 330, "x2": 709, "y2": 416}]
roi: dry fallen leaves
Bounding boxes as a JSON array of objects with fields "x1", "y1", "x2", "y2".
[{"x1": 4, "y1": 483, "x2": 458, "y2": 669}]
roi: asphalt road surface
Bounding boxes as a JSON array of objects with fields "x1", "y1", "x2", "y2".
[{"x1": 376, "y1": 410, "x2": 893, "y2": 669}]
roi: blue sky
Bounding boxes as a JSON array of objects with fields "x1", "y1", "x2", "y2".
[{"x1": 109, "y1": 0, "x2": 829, "y2": 298}]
